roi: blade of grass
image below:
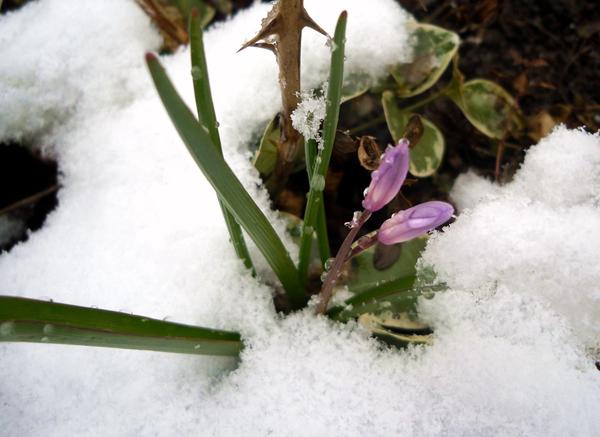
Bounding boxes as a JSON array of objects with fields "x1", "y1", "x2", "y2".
[
  {"x1": 303, "y1": 138, "x2": 331, "y2": 266},
  {"x1": 0, "y1": 296, "x2": 242, "y2": 356},
  {"x1": 298, "y1": 11, "x2": 347, "y2": 286},
  {"x1": 146, "y1": 54, "x2": 305, "y2": 308},
  {"x1": 189, "y1": 11, "x2": 254, "y2": 274},
  {"x1": 326, "y1": 276, "x2": 417, "y2": 322}
]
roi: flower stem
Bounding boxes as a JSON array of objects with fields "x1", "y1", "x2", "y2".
[
  {"x1": 314, "y1": 210, "x2": 371, "y2": 314},
  {"x1": 345, "y1": 231, "x2": 378, "y2": 261}
]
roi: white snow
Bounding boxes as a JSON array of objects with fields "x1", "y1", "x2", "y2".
[
  {"x1": 1, "y1": 0, "x2": 599, "y2": 435},
  {"x1": 291, "y1": 88, "x2": 327, "y2": 148}
]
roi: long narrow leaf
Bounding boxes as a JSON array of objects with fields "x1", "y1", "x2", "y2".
[
  {"x1": 0, "y1": 296, "x2": 242, "y2": 356},
  {"x1": 189, "y1": 11, "x2": 254, "y2": 273},
  {"x1": 146, "y1": 54, "x2": 305, "y2": 308},
  {"x1": 298, "y1": 11, "x2": 347, "y2": 285}
]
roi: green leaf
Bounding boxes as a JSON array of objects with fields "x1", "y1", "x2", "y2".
[
  {"x1": 450, "y1": 78, "x2": 523, "y2": 139},
  {"x1": 327, "y1": 276, "x2": 419, "y2": 322},
  {"x1": 390, "y1": 23, "x2": 459, "y2": 98},
  {"x1": 146, "y1": 54, "x2": 305, "y2": 308},
  {"x1": 190, "y1": 13, "x2": 254, "y2": 272},
  {"x1": 328, "y1": 237, "x2": 427, "y2": 322},
  {"x1": 0, "y1": 296, "x2": 242, "y2": 356},
  {"x1": 297, "y1": 11, "x2": 347, "y2": 286},
  {"x1": 253, "y1": 115, "x2": 280, "y2": 177},
  {"x1": 382, "y1": 91, "x2": 445, "y2": 177},
  {"x1": 347, "y1": 237, "x2": 426, "y2": 294}
]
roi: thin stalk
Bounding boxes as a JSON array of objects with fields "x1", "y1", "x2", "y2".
[
  {"x1": 347, "y1": 115, "x2": 386, "y2": 135},
  {"x1": 304, "y1": 138, "x2": 331, "y2": 266},
  {"x1": 298, "y1": 11, "x2": 347, "y2": 286},
  {"x1": 0, "y1": 185, "x2": 58, "y2": 217},
  {"x1": 315, "y1": 210, "x2": 371, "y2": 314},
  {"x1": 348, "y1": 87, "x2": 449, "y2": 136},
  {"x1": 401, "y1": 86, "x2": 448, "y2": 113},
  {"x1": 190, "y1": 12, "x2": 255, "y2": 274},
  {"x1": 345, "y1": 231, "x2": 378, "y2": 261}
]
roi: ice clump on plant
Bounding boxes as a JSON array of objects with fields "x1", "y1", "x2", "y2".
[
  {"x1": 291, "y1": 88, "x2": 327, "y2": 149},
  {"x1": 1, "y1": 0, "x2": 600, "y2": 435}
]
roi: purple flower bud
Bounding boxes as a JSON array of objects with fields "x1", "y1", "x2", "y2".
[
  {"x1": 362, "y1": 139, "x2": 410, "y2": 212},
  {"x1": 377, "y1": 201, "x2": 454, "y2": 245}
]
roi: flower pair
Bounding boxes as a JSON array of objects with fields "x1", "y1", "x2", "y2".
[{"x1": 362, "y1": 139, "x2": 454, "y2": 244}]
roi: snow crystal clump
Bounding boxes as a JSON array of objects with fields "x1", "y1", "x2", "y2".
[{"x1": 291, "y1": 88, "x2": 327, "y2": 148}]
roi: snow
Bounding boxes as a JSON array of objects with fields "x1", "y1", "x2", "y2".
[
  {"x1": 291, "y1": 88, "x2": 327, "y2": 148},
  {"x1": 424, "y1": 126, "x2": 600, "y2": 347},
  {"x1": 1, "y1": 0, "x2": 599, "y2": 435}
]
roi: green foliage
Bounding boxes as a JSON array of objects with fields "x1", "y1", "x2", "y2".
[
  {"x1": 0, "y1": 296, "x2": 242, "y2": 356},
  {"x1": 380, "y1": 22, "x2": 522, "y2": 175}
]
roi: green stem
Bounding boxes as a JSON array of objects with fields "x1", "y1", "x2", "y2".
[
  {"x1": 348, "y1": 87, "x2": 449, "y2": 136},
  {"x1": 315, "y1": 198, "x2": 330, "y2": 264},
  {"x1": 190, "y1": 11, "x2": 254, "y2": 274},
  {"x1": 298, "y1": 12, "x2": 347, "y2": 287},
  {"x1": 347, "y1": 115, "x2": 386, "y2": 135},
  {"x1": 303, "y1": 139, "x2": 331, "y2": 266},
  {"x1": 400, "y1": 87, "x2": 448, "y2": 113}
]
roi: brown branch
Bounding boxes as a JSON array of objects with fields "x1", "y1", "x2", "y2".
[
  {"x1": 0, "y1": 185, "x2": 59, "y2": 217},
  {"x1": 136, "y1": 0, "x2": 189, "y2": 51},
  {"x1": 239, "y1": 0, "x2": 329, "y2": 174}
]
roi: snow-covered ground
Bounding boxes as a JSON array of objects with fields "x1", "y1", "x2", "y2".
[{"x1": 1, "y1": 0, "x2": 599, "y2": 435}]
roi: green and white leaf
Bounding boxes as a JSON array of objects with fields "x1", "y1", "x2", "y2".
[
  {"x1": 358, "y1": 313, "x2": 433, "y2": 348},
  {"x1": 450, "y1": 78, "x2": 523, "y2": 139},
  {"x1": 390, "y1": 22, "x2": 460, "y2": 98},
  {"x1": 382, "y1": 91, "x2": 445, "y2": 177}
]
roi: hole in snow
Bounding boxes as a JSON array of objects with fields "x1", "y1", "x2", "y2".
[{"x1": 0, "y1": 143, "x2": 59, "y2": 251}]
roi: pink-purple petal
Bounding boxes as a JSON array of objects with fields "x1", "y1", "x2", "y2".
[
  {"x1": 361, "y1": 139, "x2": 409, "y2": 212},
  {"x1": 377, "y1": 201, "x2": 454, "y2": 245}
]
